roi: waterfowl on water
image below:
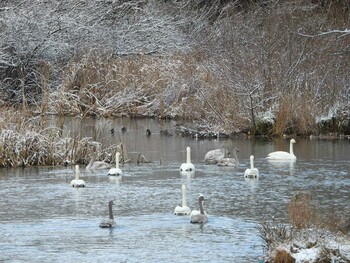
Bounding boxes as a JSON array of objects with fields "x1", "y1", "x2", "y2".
[
  {"x1": 146, "y1": 129, "x2": 151, "y2": 136},
  {"x1": 174, "y1": 184, "x2": 191, "y2": 216},
  {"x1": 217, "y1": 147, "x2": 239, "y2": 167},
  {"x1": 267, "y1": 139, "x2": 297, "y2": 161},
  {"x1": 179, "y1": 146, "x2": 195, "y2": 172},
  {"x1": 99, "y1": 200, "x2": 116, "y2": 228},
  {"x1": 70, "y1": 165, "x2": 85, "y2": 187},
  {"x1": 244, "y1": 155, "x2": 259, "y2": 178},
  {"x1": 86, "y1": 154, "x2": 111, "y2": 170},
  {"x1": 190, "y1": 194, "x2": 208, "y2": 224},
  {"x1": 204, "y1": 147, "x2": 225, "y2": 164},
  {"x1": 108, "y1": 152, "x2": 122, "y2": 176}
]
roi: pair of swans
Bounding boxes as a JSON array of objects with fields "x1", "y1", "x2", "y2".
[
  {"x1": 205, "y1": 146, "x2": 239, "y2": 166},
  {"x1": 86, "y1": 153, "x2": 111, "y2": 170},
  {"x1": 174, "y1": 185, "x2": 208, "y2": 224},
  {"x1": 244, "y1": 139, "x2": 297, "y2": 178},
  {"x1": 86, "y1": 152, "x2": 122, "y2": 176}
]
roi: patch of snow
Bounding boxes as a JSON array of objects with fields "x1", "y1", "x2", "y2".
[{"x1": 256, "y1": 110, "x2": 275, "y2": 124}]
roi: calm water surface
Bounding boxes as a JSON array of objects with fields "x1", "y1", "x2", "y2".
[{"x1": 0, "y1": 118, "x2": 349, "y2": 262}]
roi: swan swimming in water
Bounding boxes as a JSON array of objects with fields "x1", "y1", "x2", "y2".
[
  {"x1": 174, "y1": 184, "x2": 191, "y2": 216},
  {"x1": 204, "y1": 147, "x2": 226, "y2": 164},
  {"x1": 70, "y1": 165, "x2": 85, "y2": 187},
  {"x1": 86, "y1": 153, "x2": 111, "y2": 170},
  {"x1": 108, "y1": 152, "x2": 122, "y2": 176},
  {"x1": 217, "y1": 147, "x2": 239, "y2": 166},
  {"x1": 267, "y1": 139, "x2": 297, "y2": 161},
  {"x1": 244, "y1": 155, "x2": 259, "y2": 178},
  {"x1": 190, "y1": 194, "x2": 208, "y2": 224},
  {"x1": 99, "y1": 200, "x2": 116, "y2": 228},
  {"x1": 179, "y1": 146, "x2": 195, "y2": 172}
]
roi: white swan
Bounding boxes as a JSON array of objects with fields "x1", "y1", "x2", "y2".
[
  {"x1": 244, "y1": 155, "x2": 259, "y2": 178},
  {"x1": 108, "y1": 152, "x2": 122, "y2": 176},
  {"x1": 179, "y1": 146, "x2": 195, "y2": 172},
  {"x1": 99, "y1": 200, "x2": 116, "y2": 228},
  {"x1": 204, "y1": 147, "x2": 225, "y2": 164},
  {"x1": 217, "y1": 147, "x2": 239, "y2": 166},
  {"x1": 86, "y1": 154, "x2": 111, "y2": 170},
  {"x1": 267, "y1": 139, "x2": 297, "y2": 160},
  {"x1": 174, "y1": 185, "x2": 191, "y2": 216},
  {"x1": 70, "y1": 165, "x2": 85, "y2": 187},
  {"x1": 190, "y1": 194, "x2": 208, "y2": 224}
]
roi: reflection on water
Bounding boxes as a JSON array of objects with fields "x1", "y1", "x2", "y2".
[{"x1": 0, "y1": 117, "x2": 349, "y2": 262}]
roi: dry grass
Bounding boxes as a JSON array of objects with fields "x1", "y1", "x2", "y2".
[
  {"x1": 0, "y1": 108, "x2": 119, "y2": 167},
  {"x1": 288, "y1": 192, "x2": 315, "y2": 230}
]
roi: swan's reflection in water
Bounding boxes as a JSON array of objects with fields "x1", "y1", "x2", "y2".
[
  {"x1": 267, "y1": 159, "x2": 296, "y2": 176},
  {"x1": 108, "y1": 175, "x2": 123, "y2": 186}
]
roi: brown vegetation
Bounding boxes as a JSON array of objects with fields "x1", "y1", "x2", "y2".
[
  {"x1": 258, "y1": 192, "x2": 350, "y2": 262},
  {"x1": 0, "y1": 0, "x2": 349, "y2": 137}
]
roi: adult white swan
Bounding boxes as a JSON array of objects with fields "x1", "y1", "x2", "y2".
[
  {"x1": 244, "y1": 155, "x2": 259, "y2": 178},
  {"x1": 267, "y1": 139, "x2": 297, "y2": 161},
  {"x1": 108, "y1": 152, "x2": 122, "y2": 176},
  {"x1": 99, "y1": 200, "x2": 116, "y2": 228},
  {"x1": 180, "y1": 146, "x2": 195, "y2": 172},
  {"x1": 86, "y1": 153, "x2": 111, "y2": 170},
  {"x1": 217, "y1": 147, "x2": 239, "y2": 166},
  {"x1": 190, "y1": 194, "x2": 208, "y2": 224},
  {"x1": 204, "y1": 147, "x2": 226, "y2": 164},
  {"x1": 70, "y1": 165, "x2": 85, "y2": 187},
  {"x1": 174, "y1": 184, "x2": 191, "y2": 216}
]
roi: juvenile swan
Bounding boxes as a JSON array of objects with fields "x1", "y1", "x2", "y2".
[
  {"x1": 99, "y1": 200, "x2": 116, "y2": 228},
  {"x1": 267, "y1": 139, "x2": 297, "y2": 160},
  {"x1": 70, "y1": 165, "x2": 85, "y2": 187},
  {"x1": 108, "y1": 152, "x2": 122, "y2": 176},
  {"x1": 174, "y1": 184, "x2": 191, "y2": 216},
  {"x1": 190, "y1": 194, "x2": 208, "y2": 224},
  {"x1": 204, "y1": 147, "x2": 225, "y2": 164},
  {"x1": 179, "y1": 146, "x2": 195, "y2": 172},
  {"x1": 244, "y1": 155, "x2": 259, "y2": 178},
  {"x1": 86, "y1": 153, "x2": 111, "y2": 170},
  {"x1": 217, "y1": 147, "x2": 239, "y2": 167}
]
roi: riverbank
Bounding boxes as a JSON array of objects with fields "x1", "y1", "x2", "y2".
[
  {"x1": 258, "y1": 193, "x2": 350, "y2": 262},
  {"x1": 1, "y1": 1, "x2": 349, "y2": 137}
]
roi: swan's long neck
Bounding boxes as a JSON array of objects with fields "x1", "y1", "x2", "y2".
[
  {"x1": 75, "y1": 165, "x2": 80, "y2": 180},
  {"x1": 250, "y1": 156, "x2": 254, "y2": 169},
  {"x1": 290, "y1": 142, "x2": 294, "y2": 155},
  {"x1": 116, "y1": 152, "x2": 120, "y2": 169},
  {"x1": 109, "y1": 201, "x2": 114, "y2": 220},
  {"x1": 86, "y1": 156, "x2": 95, "y2": 169},
  {"x1": 199, "y1": 198, "x2": 205, "y2": 214},
  {"x1": 182, "y1": 185, "x2": 187, "y2": 207},
  {"x1": 186, "y1": 147, "x2": 191, "y2": 163}
]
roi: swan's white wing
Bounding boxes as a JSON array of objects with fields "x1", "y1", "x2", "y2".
[
  {"x1": 108, "y1": 168, "x2": 122, "y2": 175},
  {"x1": 205, "y1": 149, "x2": 224, "y2": 163},
  {"x1": 244, "y1": 168, "x2": 259, "y2": 178},
  {"x1": 174, "y1": 206, "x2": 191, "y2": 215},
  {"x1": 180, "y1": 163, "x2": 195, "y2": 172},
  {"x1": 267, "y1": 151, "x2": 296, "y2": 160},
  {"x1": 70, "y1": 179, "x2": 85, "y2": 187}
]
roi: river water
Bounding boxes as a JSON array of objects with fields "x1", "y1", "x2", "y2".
[{"x1": 0, "y1": 117, "x2": 349, "y2": 262}]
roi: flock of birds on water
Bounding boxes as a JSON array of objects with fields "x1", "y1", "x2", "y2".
[{"x1": 70, "y1": 137, "x2": 297, "y2": 228}]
